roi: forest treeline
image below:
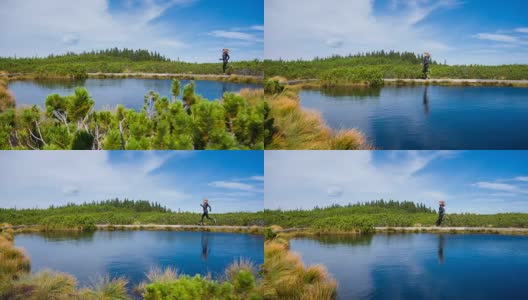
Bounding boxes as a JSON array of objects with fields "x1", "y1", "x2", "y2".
[
  {"x1": 264, "y1": 50, "x2": 528, "y2": 82},
  {"x1": 0, "y1": 80, "x2": 269, "y2": 150},
  {"x1": 264, "y1": 200, "x2": 528, "y2": 233},
  {"x1": 0, "y1": 48, "x2": 263, "y2": 77},
  {"x1": 0, "y1": 198, "x2": 264, "y2": 230}
]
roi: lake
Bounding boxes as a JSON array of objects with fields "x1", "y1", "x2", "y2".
[
  {"x1": 8, "y1": 78, "x2": 260, "y2": 110},
  {"x1": 290, "y1": 233, "x2": 528, "y2": 300},
  {"x1": 300, "y1": 86, "x2": 528, "y2": 149},
  {"x1": 15, "y1": 231, "x2": 263, "y2": 288}
]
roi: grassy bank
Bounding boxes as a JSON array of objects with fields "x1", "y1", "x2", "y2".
[
  {"x1": 7, "y1": 73, "x2": 263, "y2": 84},
  {"x1": 264, "y1": 51, "x2": 528, "y2": 81},
  {"x1": 0, "y1": 79, "x2": 266, "y2": 150},
  {"x1": 262, "y1": 237, "x2": 336, "y2": 300},
  {"x1": 0, "y1": 48, "x2": 263, "y2": 78},
  {"x1": 0, "y1": 74, "x2": 15, "y2": 112},
  {"x1": 264, "y1": 200, "x2": 528, "y2": 233},
  {"x1": 264, "y1": 81, "x2": 369, "y2": 150},
  {"x1": 0, "y1": 199, "x2": 265, "y2": 231},
  {"x1": 1, "y1": 226, "x2": 263, "y2": 299}
]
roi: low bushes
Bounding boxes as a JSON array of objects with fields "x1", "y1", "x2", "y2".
[{"x1": 0, "y1": 81, "x2": 265, "y2": 150}]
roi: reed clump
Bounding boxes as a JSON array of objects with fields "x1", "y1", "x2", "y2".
[
  {"x1": 261, "y1": 240, "x2": 337, "y2": 300},
  {"x1": 0, "y1": 73, "x2": 15, "y2": 112},
  {"x1": 265, "y1": 85, "x2": 369, "y2": 150}
]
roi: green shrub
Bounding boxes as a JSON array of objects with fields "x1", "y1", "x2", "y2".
[{"x1": 143, "y1": 275, "x2": 236, "y2": 300}]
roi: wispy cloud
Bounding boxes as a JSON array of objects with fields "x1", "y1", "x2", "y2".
[
  {"x1": 0, "y1": 151, "x2": 263, "y2": 212},
  {"x1": 265, "y1": 0, "x2": 457, "y2": 60},
  {"x1": 209, "y1": 30, "x2": 263, "y2": 43},
  {"x1": 515, "y1": 27, "x2": 528, "y2": 33},
  {"x1": 473, "y1": 33, "x2": 519, "y2": 43},
  {"x1": 209, "y1": 181, "x2": 255, "y2": 192},
  {"x1": 472, "y1": 177, "x2": 528, "y2": 194}
]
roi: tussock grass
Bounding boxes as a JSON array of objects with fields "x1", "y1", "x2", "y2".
[
  {"x1": 262, "y1": 240, "x2": 337, "y2": 300},
  {"x1": 0, "y1": 229, "x2": 31, "y2": 285},
  {"x1": 5, "y1": 270, "x2": 78, "y2": 300},
  {"x1": 225, "y1": 258, "x2": 257, "y2": 283},
  {"x1": 79, "y1": 274, "x2": 129, "y2": 300},
  {"x1": 266, "y1": 86, "x2": 369, "y2": 150},
  {"x1": 0, "y1": 73, "x2": 15, "y2": 112}
]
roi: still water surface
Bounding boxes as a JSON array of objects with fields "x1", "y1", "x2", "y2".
[
  {"x1": 291, "y1": 234, "x2": 528, "y2": 300},
  {"x1": 300, "y1": 86, "x2": 528, "y2": 149},
  {"x1": 9, "y1": 78, "x2": 259, "y2": 110},
  {"x1": 15, "y1": 231, "x2": 264, "y2": 288}
]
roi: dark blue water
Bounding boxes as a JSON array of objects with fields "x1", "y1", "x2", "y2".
[
  {"x1": 291, "y1": 234, "x2": 528, "y2": 300},
  {"x1": 9, "y1": 78, "x2": 260, "y2": 110},
  {"x1": 15, "y1": 231, "x2": 263, "y2": 288},
  {"x1": 300, "y1": 86, "x2": 528, "y2": 149}
]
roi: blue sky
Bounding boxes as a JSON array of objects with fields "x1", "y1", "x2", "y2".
[
  {"x1": 265, "y1": 151, "x2": 528, "y2": 214},
  {"x1": 0, "y1": 151, "x2": 263, "y2": 212},
  {"x1": 0, "y1": 0, "x2": 263, "y2": 62},
  {"x1": 265, "y1": 0, "x2": 528, "y2": 65}
]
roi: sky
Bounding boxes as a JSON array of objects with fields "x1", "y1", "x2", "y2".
[
  {"x1": 265, "y1": 0, "x2": 528, "y2": 65},
  {"x1": 265, "y1": 151, "x2": 528, "y2": 214},
  {"x1": 0, "y1": 0, "x2": 263, "y2": 62},
  {"x1": 0, "y1": 151, "x2": 264, "y2": 213}
]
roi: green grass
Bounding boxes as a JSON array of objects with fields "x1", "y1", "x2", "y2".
[
  {"x1": 264, "y1": 50, "x2": 528, "y2": 81},
  {"x1": 264, "y1": 200, "x2": 528, "y2": 233},
  {"x1": 0, "y1": 48, "x2": 263, "y2": 77},
  {"x1": 0, "y1": 199, "x2": 264, "y2": 230}
]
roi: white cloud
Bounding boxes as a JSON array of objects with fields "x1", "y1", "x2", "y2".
[
  {"x1": 265, "y1": 151, "x2": 452, "y2": 210},
  {"x1": 264, "y1": 0, "x2": 455, "y2": 60},
  {"x1": 472, "y1": 182, "x2": 520, "y2": 193},
  {"x1": 0, "y1": 0, "x2": 189, "y2": 58},
  {"x1": 249, "y1": 176, "x2": 264, "y2": 181},
  {"x1": 63, "y1": 185, "x2": 80, "y2": 196},
  {"x1": 515, "y1": 176, "x2": 528, "y2": 182},
  {"x1": 250, "y1": 25, "x2": 264, "y2": 31},
  {"x1": 209, "y1": 181, "x2": 255, "y2": 192},
  {"x1": 473, "y1": 33, "x2": 519, "y2": 43},
  {"x1": 327, "y1": 185, "x2": 344, "y2": 198},
  {"x1": 209, "y1": 30, "x2": 262, "y2": 43},
  {"x1": 0, "y1": 151, "x2": 188, "y2": 209},
  {"x1": 515, "y1": 28, "x2": 528, "y2": 33}
]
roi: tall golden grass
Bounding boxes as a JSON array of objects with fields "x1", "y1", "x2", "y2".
[
  {"x1": 266, "y1": 86, "x2": 369, "y2": 150},
  {"x1": 261, "y1": 239, "x2": 337, "y2": 300},
  {"x1": 0, "y1": 73, "x2": 16, "y2": 112}
]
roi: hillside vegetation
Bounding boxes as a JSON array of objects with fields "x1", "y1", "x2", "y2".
[
  {"x1": 0, "y1": 48, "x2": 263, "y2": 78},
  {"x1": 264, "y1": 200, "x2": 528, "y2": 233},
  {"x1": 264, "y1": 51, "x2": 528, "y2": 83},
  {"x1": 0, "y1": 199, "x2": 265, "y2": 230}
]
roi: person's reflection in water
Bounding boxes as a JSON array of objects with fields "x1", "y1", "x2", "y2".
[
  {"x1": 423, "y1": 85, "x2": 430, "y2": 115},
  {"x1": 222, "y1": 82, "x2": 228, "y2": 97},
  {"x1": 438, "y1": 234, "x2": 445, "y2": 264},
  {"x1": 201, "y1": 232, "x2": 210, "y2": 262}
]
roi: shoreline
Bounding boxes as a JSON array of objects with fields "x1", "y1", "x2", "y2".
[
  {"x1": 1, "y1": 72, "x2": 264, "y2": 84},
  {"x1": 3, "y1": 224, "x2": 264, "y2": 234},
  {"x1": 277, "y1": 78, "x2": 528, "y2": 87},
  {"x1": 272, "y1": 226, "x2": 528, "y2": 236}
]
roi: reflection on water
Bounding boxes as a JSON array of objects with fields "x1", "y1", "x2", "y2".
[
  {"x1": 8, "y1": 78, "x2": 260, "y2": 111},
  {"x1": 202, "y1": 232, "x2": 210, "y2": 262},
  {"x1": 291, "y1": 233, "x2": 528, "y2": 300},
  {"x1": 300, "y1": 85, "x2": 528, "y2": 149},
  {"x1": 15, "y1": 231, "x2": 263, "y2": 288},
  {"x1": 423, "y1": 85, "x2": 430, "y2": 115},
  {"x1": 438, "y1": 234, "x2": 445, "y2": 264}
]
